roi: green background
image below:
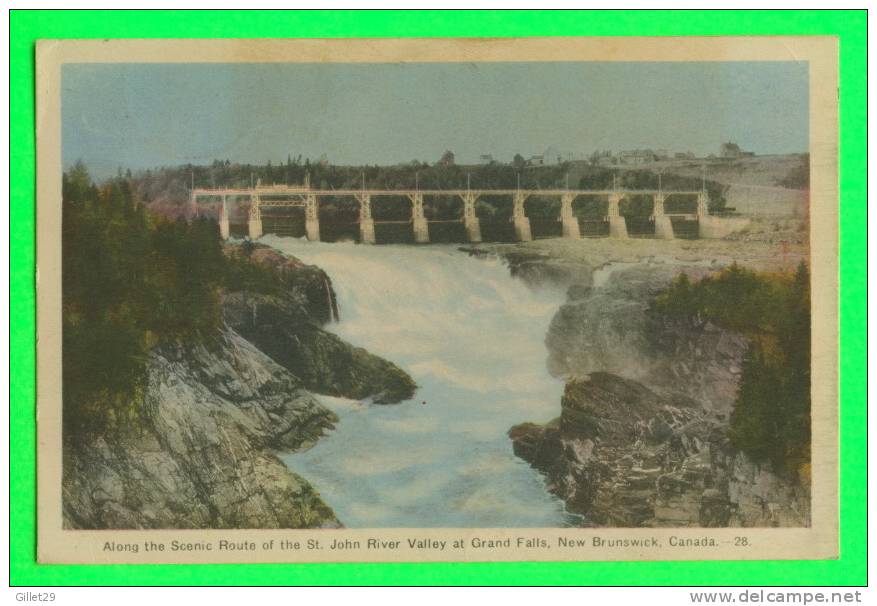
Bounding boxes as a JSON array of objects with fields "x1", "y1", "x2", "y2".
[{"x1": 10, "y1": 10, "x2": 867, "y2": 586}]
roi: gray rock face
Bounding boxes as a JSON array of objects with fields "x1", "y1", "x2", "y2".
[
  {"x1": 245, "y1": 246, "x2": 339, "y2": 324},
  {"x1": 223, "y1": 291, "x2": 417, "y2": 405},
  {"x1": 546, "y1": 264, "x2": 747, "y2": 413},
  {"x1": 63, "y1": 329, "x2": 340, "y2": 529},
  {"x1": 505, "y1": 253, "x2": 595, "y2": 289},
  {"x1": 509, "y1": 372, "x2": 809, "y2": 528},
  {"x1": 224, "y1": 246, "x2": 417, "y2": 405},
  {"x1": 63, "y1": 245, "x2": 418, "y2": 529},
  {"x1": 459, "y1": 246, "x2": 596, "y2": 290},
  {"x1": 510, "y1": 260, "x2": 808, "y2": 528}
]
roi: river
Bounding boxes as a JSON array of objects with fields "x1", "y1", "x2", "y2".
[{"x1": 262, "y1": 235, "x2": 579, "y2": 528}]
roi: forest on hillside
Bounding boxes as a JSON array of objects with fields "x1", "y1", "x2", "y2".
[
  {"x1": 62, "y1": 163, "x2": 281, "y2": 439},
  {"x1": 126, "y1": 157, "x2": 728, "y2": 221},
  {"x1": 652, "y1": 263, "x2": 811, "y2": 481}
]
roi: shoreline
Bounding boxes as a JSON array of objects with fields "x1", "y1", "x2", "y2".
[
  {"x1": 476, "y1": 235, "x2": 811, "y2": 528},
  {"x1": 63, "y1": 228, "x2": 809, "y2": 530}
]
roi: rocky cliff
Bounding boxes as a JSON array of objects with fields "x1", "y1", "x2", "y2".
[
  {"x1": 509, "y1": 260, "x2": 809, "y2": 528},
  {"x1": 546, "y1": 264, "x2": 747, "y2": 412},
  {"x1": 509, "y1": 373, "x2": 810, "y2": 528},
  {"x1": 223, "y1": 247, "x2": 417, "y2": 404},
  {"x1": 63, "y1": 245, "x2": 417, "y2": 529},
  {"x1": 63, "y1": 329, "x2": 340, "y2": 529}
]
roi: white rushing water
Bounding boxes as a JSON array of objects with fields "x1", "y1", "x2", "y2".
[{"x1": 263, "y1": 235, "x2": 579, "y2": 528}]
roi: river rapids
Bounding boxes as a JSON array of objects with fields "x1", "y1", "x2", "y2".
[{"x1": 263, "y1": 236, "x2": 580, "y2": 528}]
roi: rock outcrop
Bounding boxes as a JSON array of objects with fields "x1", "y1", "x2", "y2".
[
  {"x1": 509, "y1": 372, "x2": 810, "y2": 528},
  {"x1": 223, "y1": 248, "x2": 417, "y2": 404},
  {"x1": 245, "y1": 246, "x2": 339, "y2": 324},
  {"x1": 63, "y1": 329, "x2": 340, "y2": 529},
  {"x1": 224, "y1": 293, "x2": 417, "y2": 404},
  {"x1": 546, "y1": 264, "x2": 747, "y2": 412},
  {"x1": 460, "y1": 246, "x2": 595, "y2": 290},
  {"x1": 509, "y1": 259, "x2": 808, "y2": 528},
  {"x1": 63, "y1": 244, "x2": 416, "y2": 529}
]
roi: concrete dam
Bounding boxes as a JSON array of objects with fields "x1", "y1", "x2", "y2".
[{"x1": 191, "y1": 183, "x2": 724, "y2": 244}]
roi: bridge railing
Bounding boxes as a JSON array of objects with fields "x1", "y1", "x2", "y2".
[{"x1": 191, "y1": 187, "x2": 714, "y2": 243}]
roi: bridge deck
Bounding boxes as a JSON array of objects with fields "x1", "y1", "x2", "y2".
[{"x1": 192, "y1": 188, "x2": 703, "y2": 198}]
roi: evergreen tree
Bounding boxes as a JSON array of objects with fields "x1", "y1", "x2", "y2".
[
  {"x1": 653, "y1": 262, "x2": 812, "y2": 478},
  {"x1": 62, "y1": 165, "x2": 230, "y2": 439}
]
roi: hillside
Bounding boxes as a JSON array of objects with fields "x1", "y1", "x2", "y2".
[{"x1": 625, "y1": 154, "x2": 809, "y2": 218}]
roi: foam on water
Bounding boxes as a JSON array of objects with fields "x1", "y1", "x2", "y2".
[{"x1": 264, "y1": 235, "x2": 577, "y2": 527}]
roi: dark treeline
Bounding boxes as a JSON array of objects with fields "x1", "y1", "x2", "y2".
[
  {"x1": 129, "y1": 157, "x2": 727, "y2": 221},
  {"x1": 652, "y1": 263, "x2": 811, "y2": 480},
  {"x1": 62, "y1": 163, "x2": 279, "y2": 438}
]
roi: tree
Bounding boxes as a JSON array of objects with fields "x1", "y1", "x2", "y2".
[
  {"x1": 63, "y1": 168, "x2": 151, "y2": 435},
  {"x1": 513, "y1": 153, "x2": 526, "y2": 169},
  {"x1": 653, "y1": 262, "x2": 812, "y2": 478},
  {"x1": 728, "y1": 344, "x2": 785, "y2": 465},
  {"x1": 437, "y1": 150, "x2": 455, "y2": 167},
  {"x1": 62, "y1": 165, "x2": 231, "y2": 439}
]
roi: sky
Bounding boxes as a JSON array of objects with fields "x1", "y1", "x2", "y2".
[{"x1": 62, "y1": 61, "x2": 809, "y2": 178}]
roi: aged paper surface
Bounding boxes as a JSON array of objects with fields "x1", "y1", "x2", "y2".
[{"x1": 37, "y1": 37, "x2": 837, "y2": 564}]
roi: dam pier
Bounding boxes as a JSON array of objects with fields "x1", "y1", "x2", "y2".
[{"x1": 191, "y1": 182, "x2": 714, "y2": 243}]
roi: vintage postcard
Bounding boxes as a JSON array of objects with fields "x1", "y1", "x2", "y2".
[{"x1": 36, "y1": 37, "x2": 838, "y2": 564}]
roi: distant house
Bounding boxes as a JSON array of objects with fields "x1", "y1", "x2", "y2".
[
  {"x1": 674, "y1": 151, "x2": 696, "y2": 159},
  {"x1": 720, "y1": 142, "x2": 755, "y2": 159},
  {"x1": 542, "y1": 146, "x2": 564, "y2": 166},
  {"x1": 528, "y1": 155, "x2": 545, "y2": 166},
  {"x1": 618, "y1": 149, "x2": 656, "y2": 165},
  {"x1": 720, "y1": 142, "x2": 742, "y2": 158},
  {"x1": 478, "y1": 154, "x2": 494, "y2": 165}
]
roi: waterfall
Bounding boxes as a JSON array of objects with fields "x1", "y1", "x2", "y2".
[
  {"x1": 322, "y1": 275, "x2": 339, "y2": 322},
  {"x1": 262, "y1": 235, "x2": 578, "y2": 528}
]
